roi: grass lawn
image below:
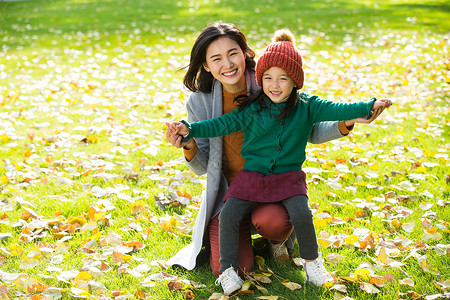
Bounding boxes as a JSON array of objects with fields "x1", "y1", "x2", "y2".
[{"x1": 0, "y1": 0, "x2": 449, "y2": 299}]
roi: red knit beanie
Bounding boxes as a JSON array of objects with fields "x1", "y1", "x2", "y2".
[{"x1": 256, "y1": 29, "x2": 304, "y2": 89}]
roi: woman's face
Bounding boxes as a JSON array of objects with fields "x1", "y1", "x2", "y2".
[{"x1": 203, "y1": 36, "x2": 246, "y2": 93}]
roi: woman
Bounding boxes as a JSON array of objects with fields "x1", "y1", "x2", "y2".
[{"x1": 166, "y1": 21, "x2": 384, "y2": 277}]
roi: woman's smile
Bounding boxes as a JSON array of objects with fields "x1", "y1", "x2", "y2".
[{"x1": 223, "y1": 69, "x2": 238, "y2": 77}]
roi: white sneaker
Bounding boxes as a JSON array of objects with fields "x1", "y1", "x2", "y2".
[
  {"x1": 269, "y1": 240, "x2": 289, "y2": 262},
  {"x1": 302, "y1": 257, "x2": 333, "y2": 286},
  {"x1": 215, "y1": 267, "x2": 243, "y2": 296}
]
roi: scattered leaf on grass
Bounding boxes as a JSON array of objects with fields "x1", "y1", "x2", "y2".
[
  {"x1": 399, "y1": 278, "x2": 415, "y2": 287},
  {"x1": 208, "y1": 293, "x2": 227, "y2": 300},
  {"x1": 359, "y1": 282, "x2": 380, "y2": 294},
  {"x1": 434, "y1": 279, "x2": 450, "y2": 291},
  {"x1": 418, "y1": 254, "x2": 440, "y2": 275},
  {"x1": 281, "y1": 280, "x2": 302, "y2": 291},
  {"x1": 330, "y1": 284, "x2": 347, "y2": 293}
]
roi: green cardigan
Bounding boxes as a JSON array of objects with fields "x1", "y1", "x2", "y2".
[{"x1": 183, "y1": 92, "x2": 374, "y2": 175}]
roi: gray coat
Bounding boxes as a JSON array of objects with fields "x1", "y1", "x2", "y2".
[{"x1": 167, "y1": 69, "x2": 346, "y2": 270}]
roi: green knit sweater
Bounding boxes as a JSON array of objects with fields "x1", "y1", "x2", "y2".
[{"x1": 184, "y1": 92, "x2": 374, "y2": 175}]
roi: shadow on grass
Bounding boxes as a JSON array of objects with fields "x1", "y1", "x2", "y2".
[{"x1": 393, "y1": 2, "x2": 450, "y2": 12}]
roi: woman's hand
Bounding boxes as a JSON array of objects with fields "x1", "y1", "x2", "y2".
[
  {"x1": 345, "y1": 98, "x2": 392, "y2": 127},
  {"x1": 166, "y1": 121, "x2": 190, "y2": 136},
  {"x1": 165, "y1": 122, "x2": 195, "y2": 149}
]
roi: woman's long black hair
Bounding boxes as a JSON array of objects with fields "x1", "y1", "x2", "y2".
[{"x1": 182, "y1": 21, "x2": 256, "y2": 93}]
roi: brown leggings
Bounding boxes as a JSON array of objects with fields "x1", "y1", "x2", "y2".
[{"x1": 209, "y1": 202, "x2": 293, "y2": 277}]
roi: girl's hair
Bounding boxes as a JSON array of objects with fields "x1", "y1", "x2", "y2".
[
  {"x1": 182, "y1": 21, "x2": 256, "y2": 93},
  {"x1": 235, "y1": 88, "x2": 299, "y2": 120}
]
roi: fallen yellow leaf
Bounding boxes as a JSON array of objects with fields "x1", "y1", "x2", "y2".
[{"x1": 354, "y1": 268, "x2": 371, "y2": 281}]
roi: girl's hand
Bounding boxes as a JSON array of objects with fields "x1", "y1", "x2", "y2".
[
  {"x1": 373, "y1": 98, "x2": 393, "y2": 109},
  {"x1": 171, "y1": 121, "x2": 190, "y2": 136},
  {"x1": 345, "y1": 98, "x2": 392, "y2": 126},
  {"x1": 165, "y1": 121, "x2": 190, "y2": 135}
]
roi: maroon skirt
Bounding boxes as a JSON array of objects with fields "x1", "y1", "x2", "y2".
[{"x1": 223, "y1": 169, "x2": 308, "y2": 203}]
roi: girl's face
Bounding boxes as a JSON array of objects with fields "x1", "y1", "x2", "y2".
[
  {"x1": 262, "y1": 67, "x2": 296, "y2": 103},
  {"x1": 203, "y1": 36, "x2": 246, "y2": 93}
]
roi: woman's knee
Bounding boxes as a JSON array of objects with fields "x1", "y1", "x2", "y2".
[{"x1": 251, "y1": 203, "x2": 293, "y2": 242}]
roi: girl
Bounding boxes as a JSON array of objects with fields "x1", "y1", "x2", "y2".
[
  {"x1": 165, "y1": 22, "x2": 386, "y2": 280},
  {"x1": 167, "y1": 28, "x2": 392, "y2": 295}
]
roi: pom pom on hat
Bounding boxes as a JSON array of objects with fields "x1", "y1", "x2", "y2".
[
  {"x1": 272, "y1": 28, "x2": 296, "y2": 44},
  {"x1": 256, "y1": 29, "x2": 304, "y2": 89}
]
